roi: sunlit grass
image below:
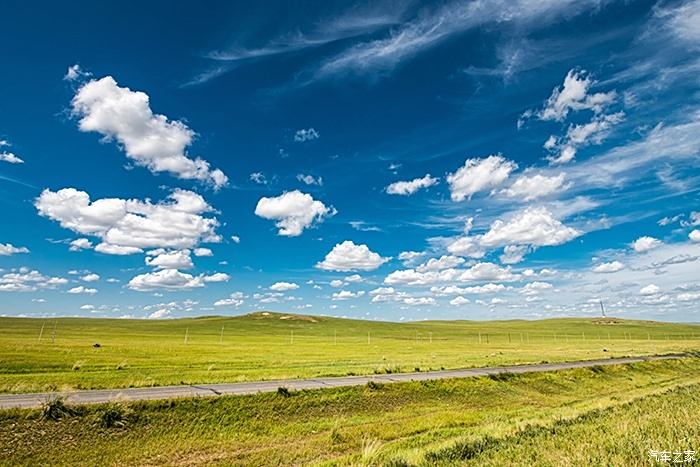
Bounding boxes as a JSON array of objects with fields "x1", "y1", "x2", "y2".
[
  {"x1": 1, "y1": 358, "x2": 699, "y2": 465},
  {"x1": 1, "y1": 312, "x2": 699, "y2": 393}
]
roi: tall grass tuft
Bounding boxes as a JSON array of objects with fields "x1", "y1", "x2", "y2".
[{"x1": 41, "y1": 397, "x2": 74, "y2": 421}]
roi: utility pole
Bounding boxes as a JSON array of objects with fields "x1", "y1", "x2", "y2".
[
  {"x1": 599, "y1": 300, "x2": 606, "y2": 318},
  {"x1": 38, "y1": 322, "x2": 45, "y2": 342}
]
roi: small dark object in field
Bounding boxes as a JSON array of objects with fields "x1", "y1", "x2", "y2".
[
  {"x1": 93, "y1": 343, "x2": 101, "y2": 348},
  {"x1": 590, "y1": 365, "x2": 605, "y2": 374},
  {"x1": 41, "y1": 397, "x2": 74, "y2": 421},
  {"x1": 366, "y1": 380, "x2": 383, "y2": 390},
  {"x1": 277, "y1": 386, "x2": 291, "y2": 397},
  {"x1": 603, "y1": 348, "x2": 608, "y2": 352},
  {"x1": 488, "y1": 372, "x2": 517, "y2": 382},
  {"x1": 98, "y1": 403, "x2": 133, "y2": 428},
  {"x1": 414, "y1": 367, "x2": 421, "y2": 372}
]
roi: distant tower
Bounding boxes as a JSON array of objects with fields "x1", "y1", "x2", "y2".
[{"x1": 599, "y1": 300, "x2": 606, "y2": 318}]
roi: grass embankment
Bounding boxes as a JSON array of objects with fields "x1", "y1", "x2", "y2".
[
  {"x1": 1, "y1": 358, "x2": 699, "y2": 465},
  {"x1": 1, "y1": 312, "x2": 699, "y2": 393}
]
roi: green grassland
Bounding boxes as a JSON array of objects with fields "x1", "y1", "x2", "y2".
[
  {"x1": 1, "y1": 312, "x2": 699, "y2": 393},
  {"x1": 1, "y1": 358, "x2": 699, "y2": 466}
]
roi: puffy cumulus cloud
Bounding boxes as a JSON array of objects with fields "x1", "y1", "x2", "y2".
[
  {"x1": 294, "y1": 128, "x2": 320, "y2": 142},
  {"x1": 68, "y1": 286, "x2": 97, "y2": 295},
  {"x1": 0, "y1": 243, "x2": 29, "y2": 256},
  {"x1": 501, "y1": 173, "x2": 570, "y2": 201},
  {"x1": 459, "y1": 262, "x2": 519, "y2": 283},
  {"x1": 214, "y1": 292, "x2": 246, "y2": 307},
  {"x1": 592, "y1": 260, "x2": 625, "y2": 273},
  {"x1": 69, "y1": 238, "x2": 93, "y2": 252},
  {"x1": 403, "y1": 297, "x2": 435, "y2": 306},
  {"x1": 193, "y1": 247, "x2": 213, "y2": 257},
  {"x1": 255, "y1": 190, "x2": 334, "y2": 237},
  {"x1": 640, "y1": 284, "x2": 661, "y2": 296},
  {"x1": 127, "y1": 269, "x2": 229, "y2": 292},
  {"x1": 297, "y1": 174, "x2": 323, "y2": 186},
  {"x1": 689, "y1": 230, "x2": 700, "y2": 243},
  {"x1": 447, "y1": 235, "x2": 486, "y2": 259},
  {"x1": 384, "y1": 262, "x2": 518, "y2": 286},
  {"x1": 430, "y1": 283, "x2": 506, "y2": 295},
  {"x1": 398, "y1": 250, "x2": 425, "y2": 266},
  {"x1": 480, "y1": 206, "x2": 581, "y2": 248},
  {"x1": 330, "y1": 279, "x2": 345, "y2": 288},
  {"x1": 385, "y1": 174, "x2": 438, "y2": 195},
  {"x1": 447, "y1": 155, "x2": 517, "y2": 201},
  {"x1": 317, "y1": 241, "x2": 389, "y2": 271},
  {"x1": 344, "y1": 274, "x2": 363, "y2": 283},
  {"x1": 148, "y1": 309, "x2": 171, "y2": 319},
  {"x1": 71, "y1": 76, "x2": 227, "y2": 189},
  {"x1": 546, "y1": 112, "x2": 624, "y2": 165},
  {"x1": 0, "y1": 268, "x2": 68, "y2": 292},
  {"x1": 519, "y1": 281, "x2": 553, "y2": 295},
  {"x1": 331, "y1": 290, "x2": 366, "y2": 300},
  {"x1": 535, "y1": 69, "x2": 616, "y2": 122},
  {"x1": 81, "y1": 273, "x2": 100, "y2": 282},
  {"x1": 450, "y1": 296, "x2": 470, "y2": 306},
  {"x1": 145, "y1": 249, "x2": 194, "y2": 270},
  {"x1": 415, "y1": 255, "x2": 465, "y2": 273},
  {"x1": 499, "y1": 245, "x2": 530, "y2": 265},
  {"x1": 269, "y1": 281, "x2": 299, "y2": 291},
  {"x1": 631, "y1": 236, "x2": 663, "y2": 253},
  {"x1": 35, "y1": 188, "x2": 220, "y2": 254}
]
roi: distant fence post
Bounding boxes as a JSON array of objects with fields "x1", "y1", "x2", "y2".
[{"x1": 38, "y1": 322, "x2": 45, "y2": 342}]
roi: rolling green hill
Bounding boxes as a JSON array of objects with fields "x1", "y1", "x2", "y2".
[{"x1": 1, "y1": 311, "x2": 699, "y2": 393}]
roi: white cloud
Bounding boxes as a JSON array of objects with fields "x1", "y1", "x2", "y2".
[
  {"x1": 689, "y1": 230, "x2": 700, "y2": 243},
  {"x1": 0, "y1": 243, "x2": 29, "y2": 256},
  {"x1": 330, "y1": 279, "x2": 345, "y2": 288},
  {"x1": 71, "y1": 75, "x2": 227, "y2": 189},
  {"x1": 520, "y1": 281, "x2": 553, "y2": 295},
  {"x1": 294, "y1": 128, "x2": 320, "y2": 142},
  {"x1": 344, "y1": 274, "x2": 363, "y2": 283},
  {"x1": 81, "y1": 273, "x2": 100, "y2": 282},
  {"x1": 384, "y1": 262, "x2": 517, "y2": 286},
  {"x1": 0, "y1": 269, "x2": 68, "y2": 292},
  {"x1": 69, "y1": 238, "x2": 93, "y2": 252},
  {"x1": 127, "y1": 269, "x2": 229, "y2": 292},
  {"x1": 64, "y1": 64, "x2": 90, "y2": 81},
  {"x1": 0, "y1": 152, "x2": 24, "y2": 164},
  {"x1": 639, "y1": 284, "x2": 660, "y2": 296},
  {"x1": 193, "y1": 247, "x2": 213, "y2": 257},
  {"x1": 501, "y1": 173, "x2": 569, "y2": 201},
  {"x1": 145, "y1": 250, "x2": 194, "y2": 270},
  {"x1": 231, "y1": 235, "x2": 241, "y2": 244},
  {"x1": 332, "y1": 290, "x2": 365, "y2": 300},
  {"x1": 249, "y1": 172, "x2": 267, "y2": 184},
  {"x1": 499, "y1": 245, "x2": 530, "y2": 264},
  {"x1": 398, "y1": 250, "x2": 425, "y2": 266},
  {"x1": 416, "y1": 255, "x2": 465, "y2": 272},
  {"x1": 403, "y1": 297, "x2": 435, "y2": 306},
  {"x1": 546, "y1": 112, "x2": 624, "y2": 165},
  {"x1": 386, "y1": 174, "x2": 439, "y2": 195},
  {"x1": 592, "y1": 261, "x2": 625, "y2": 273},
  {"x1": 447, "y1": 155, "x2": 517, "y2": 201},
  {"x1": 214, "y1": 292, "x2": 245, "y2": 307},
  {"x1": 317, "y1": 240, "x2": 389, "y2": 271},
  {"x1": 317, "y1": 0, "x2": 604, "y2": 78},
  {"x1": 68, "y1": 286, "x2": 97, "y2": 295},
  {"x1": 631, "y1": 236, "x2": 663, "y2": 253},
  {"x1": 447, "y1": 235, "x2": 486, "y2": 259},
  {"x1": 36, "y1": 188, "x2": 220, "y2": 254},
  {"x1": 148, "y1": 309, "x2": 171, "y2": 319},
  {"x1": 537, "y1": 69, "x2": 616, "y2": 122},
  {"x1": 80, "y1": 304, "x2": 95, "y2": 310},
  {"x1": 270, "y1": 281, "x2": 299, "y2": 291},
  {"x1": 480, "y1": 206, "x2": 581, "y2": 247},
  {"x1": 430, "y1": 283, "x2": 506, "y2": 295},
  {"x1": 255, "y1": 190, "x2": 334, "y2": 236},
  {"x1": 297, "y1": 174, "x2": 323, "y2": 186},
  {"x1": 449, "y1": 296, "x2": 470, "y2": 306}
]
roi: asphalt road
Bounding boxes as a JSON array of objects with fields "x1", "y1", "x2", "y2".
[{"x1": 0, "y1": 354, "x2": 685, "y2": 410}]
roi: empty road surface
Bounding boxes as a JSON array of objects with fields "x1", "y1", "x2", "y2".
[{"x1": 0, "y1": 354, "x2": 685, "y2": 409}]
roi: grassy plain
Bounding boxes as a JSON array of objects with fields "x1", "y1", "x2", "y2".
[
  {"x1": 1, "y1": 358, "x2": 699, "y2": 466},
  {"x1": 1, "y1": 312, "x2": 699, "y2": 393}
]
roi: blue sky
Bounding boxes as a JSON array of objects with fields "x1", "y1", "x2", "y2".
[{"x1": 1, "y1": 0, "x2": 699, "y2": 321}]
